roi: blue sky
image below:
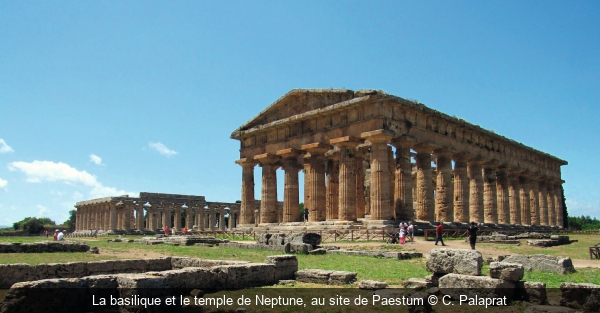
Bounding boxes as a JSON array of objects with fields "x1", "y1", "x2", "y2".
[{"x1": 1, "y1": 1, "x2": 599, "y2": 226}]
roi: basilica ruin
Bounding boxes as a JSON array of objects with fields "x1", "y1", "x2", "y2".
[{"x1": 231, "y1": 89, "x2": 567, "y2": 228}]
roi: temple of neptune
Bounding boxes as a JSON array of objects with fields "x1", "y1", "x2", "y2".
[{"x1": 231, "y1": 89, "x2": 567, "y2": 229}]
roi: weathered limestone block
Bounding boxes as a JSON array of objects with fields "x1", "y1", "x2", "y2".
[
  {"x1": 358, "y1": 280, "x2": 388, "y2": 290},
  {"x1": 170, "y1": 257, "x2": 248, "y2": 269},
  {"x1": 426, "y1": 248, "x2": 483, "y2": 276},
  {"x1": 220, "y1": 263, "x2": 277, "y2": 289},
  {"x1": 403, "y1": 278, "x2": 432, "y2": 290},
  {"x1": 285, "y1": 232, "x2": 322, "y2": 246},
  {"x1": 517, "y1": 281, "x2": 547, "y2": 304},
  {"x1": 489, "y1": 262, "x2": 524, "y2": 281},
  {"x1": 425, "y1": 273, "x2": 446, "y2": 287},
  {"x1": 265, "y1": 255, "x2": 298, "y2": 281},
  {"x1": 146, "y1": 267, "x2": 221, "y2": 291},
  {"x1": 145, "y1": 257, "x2": 173, "y2": 271},
  {"x1": 0, "y1": 241, "x2": 90, "y2": 253},
  {"x1": 0, "y1": 278, "x2": 91, "y2": 313},
  {"x1": 289, "y1": 243, "x2": 311, "y2": 254},
  {"x1": 501, "y1": 254, "x2": 575, "y2": 274},
  {"x1": 295, "y1": 269, "x2": 357, "y2": 285},
  {"x1": 560, "y1": 282, "x2": 600, "y2": 312},
  {"x1": 438, "y1": 274, "x2": 516, "y2": 300}
]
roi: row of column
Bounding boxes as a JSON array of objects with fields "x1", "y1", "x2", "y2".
[{"x1": 237, "y1": 131, "x2": 564, "y2": 227}]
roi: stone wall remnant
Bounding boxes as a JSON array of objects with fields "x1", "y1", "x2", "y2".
[
  {"x1": 425, "y1": 248, "x2": 483, "y2": 276},
  {"x1": 500, "y1": 254, "x2": 575, "y2": 274}
]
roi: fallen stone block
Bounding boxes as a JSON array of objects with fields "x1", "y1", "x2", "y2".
[
  {"x1": 426, "y1": 248, "x2": 483, "y2": 276},
  {"x1": 517, "y1": 281, "x2": 547, "y2": 304},
  {"x1": 403, "y1": 278, "x2": 432, "y2": 290},
  {"x1": 358, "y1": 280, "x2": 388, "y2": 290},
  {"x1": 295, "y1": 269, "x2": 356, "y2": 285},
  {"x1": 438, "y1": 273, "x2": 516, "y2": 300},
  {"x1": 489, "y1": 262, "x2": 524, "y2": 281},
  {"x1": 501, "y1": 254, "x2": 575, "y2": 274},
  {"x1": 220, "y1": 263, "x2": 277, "y2": 289},
  {"x1": 560, "y1": 282, "x2": 600, "y2": 312},
  {"x1": 265, "y1": 255, "x2": 298, "y2": 281}
]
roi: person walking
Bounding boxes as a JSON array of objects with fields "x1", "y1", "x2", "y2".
[
  {"x1": 407, "y1": 222, "x2": 414, "y2": 244},
  {"x1": 434, "y1": 222, "x2": 446, "y2": 246},
  {"x1": 468, "y1": 222, "x2": 480, "y2": 250},
  {"x1": 303, "y1": 208, "x2": 309, "y2": 223}
]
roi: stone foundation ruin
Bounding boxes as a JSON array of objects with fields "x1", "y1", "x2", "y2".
[{"x1": 0, "y1": 241, "x2": 90, "y2": 253}]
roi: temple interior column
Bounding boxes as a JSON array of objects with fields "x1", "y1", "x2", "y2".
[
  {"x1": 392, "y1": 144, "x2": 413, "y2": 221},
  {"x1": 538, "y1": 180, "x2": 548, "y2": 226},
  {"x1": 453, "y1": 154, "x2": 469, "y2": 223},
  {"x1": 255, "y1": 153, "x2": 279, "y2": 225},
  {"x1": 198, "y1": 207, "x2": 205, "y2": 231},
  {"x1": 434, "y1": 150, "x2": 453, "y2": 222},
  {"x1": 236, "y1": 158, "x2": 256, "y2": 226},
  {"x1": 210, "y1": 206, "x2": 217, "y2": 230},
  {"x1": 355, "y1": 148, "x2": 366, "y2": 219},
  {"x1": 361, "y1": 131, "x2": 393, "y2": 221},
  {"x1": 174, "y1": 205, "x2": 182, "y2": 231},
  {"x1": 277, "y1": 149, "x2": 300, "y2": 223},
  {"x1": 326, "y1": 157, "x2": 340, "y2": 220},
  {"x1": 185, "y1": 207, "x2": 193, "y2": 229},
  {"x1": 331, "y1": 137, "x2": 361, "y2": 223},
  {"x1": 137, "y1": 205, "x2": 144, "y2": 231},
  {"x1": 508, "y1": 171, "x2": 521, "y2": 225},
  {"x1": 123, "y1": 204, "x2": 131, "y2": 231},
  {"x1": 555, "y1": 182, "x2": 564, "y2": 228},
  {"x1": 219, "y1": 207, "x2": 226, "y2": 230},
  {"x1": 483, "y1": 162, "x2": 498, "y2": 224},
  {"x1": 519, "y1": 175, "x2": 531, "y2": 225},
  {"x1": 468, "y1": 159, "x2": 484, "y2": 223},
  {"x1": 547, "y1": 182, "x2": 556, "y2": 226},
  {"x1": 529, "y1": 176, "x2": 540, "y2": 226},
  {"x1": 110, "y1": 203, "x2": 117, "y2": 231},
  {"x1": 301, "y1": 143, "x2": 329, "y2": 222},
  {"x1": 496, "y1": 168, "x2": 510, "y2": 224},
  {"x1": 388, "y1": 146, "x2": 395, "y2": 218}
]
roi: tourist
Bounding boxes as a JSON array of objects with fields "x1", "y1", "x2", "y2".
[
  {"x1": 468, "y1": 222, "x2": 480, "y2": 250},
  {"x1": 434, "y1": 222, "x2": 446, "y2": 246},
  {"x1": 303, "y1": 208, "x2": 309, "y2": 222},
  {"x1": 164, "y1": 225, "x2": 169, "y2": 236},
  {"x1": 93, "y1": 229, "x2": 98, "y2": 238},
  {"x1": 57, "y1": 230, "x2": 65, "y2": 241},
  {"x1": 407, "y1": 222, "x2": 414, "y2": 244},
  {"x1": 53, "y1": 229, "x2": 59, "y2": 241},
  {"x1": 399, "y1": 225, "x2": 406, "y2": 244},
  {"x1": 45, "y1": 230, "x2": 49, "y2": 238},
  {"x1": 183, "y1": 226, "x2": 188, "y2": 235}
]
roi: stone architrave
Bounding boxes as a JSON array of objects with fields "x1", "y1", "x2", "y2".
[
  {"x1": 519, "y1": 175, "x2": 531, "y2": 225},
  {"x1": 496, "y1": 168, "x2": 510, "y2": 224},
  {"x1": 414, "y1": 143, "x2": 435, "y2": 222},
  {"x1": 538, "y1": 180, "x2": 548, "y2": 226},
  {"x1": 453, "y1": 154, "x2": 470, "y2": 223},
  {"x1": 255, "y1": 153, "x2": 279, "y2": 225},
  {"x1": 509, "y1": 171, "x2": 521, "y2": 225},
  {"x1": 392, "y1": 138, "x2": 414, "y2": 221},
  {"x1": 483, "y1": 161, "x2": 499, "y2": 224},
  {"x1": 325, "y1": 157, "x2": 340, "y2": 220},
  {"x1": 361, "y1": 130, "x2": 393, "y2": 221},
  {"x1": 434, "y1": 149, "x2": 453, "y2": 222},
  {"x1": 236, "y1": 158, "x2": 257, "y2": 226},
  {"x1": 301, "y1": 143, "x2": 330, "y2": 222},
  {"x1": 547, "y1": 182, "x2": 556, "y2": 226},
  {"x1": 529, "y1": 176, "x2": 540, "y2": 226},
  {"x1": 468, "y1": 158, "x2": 484, "y2": 223},
  {"x1": 330, "y1": 136, "x2": 361, "y2": 223},
  {"x1": 276, "y1": 149, "x2": 301, "y2": 223},
  {"x1": 355, "y1": 148, "x2": 366, "y2": 219}
]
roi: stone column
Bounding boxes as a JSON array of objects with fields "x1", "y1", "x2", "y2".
[
  {"x1": 277, "y1": 149, "x2": 301, "y2": 223},
  {"x1": 453, "y1": 154, "x2": 470, "y2": 223},
  {"x1": 174, "y1": 205, "x2": 182, "y2": 231},
  {"x1": 219, "y1": 206, "x2": 226, "y2": 231},
  {"x1": 529, "y1": 176, "x2": 540, "y2": 226},
  {"x1": 547, "y1": 181, "x2": 556, "y2": 226},
  {"x1": 301, "y1": 143, "x2": 330, "y2": 222},
  {"x1": 255, "y1": 153, "x2": 279, "y2": 225},
  {"x1": 519, "y1": 175, "x2": 531, "y2": 225},
  {"x1": 414, "y1": 144, "x2": 434, "y2": 222},
  {"x1": 496, "y1": 168, "x2": 510, "y2": 224},
  {"x1": 355, "y1": 148, "x2": 366, "y2": 219},
  {"x1": 361, "y1": 130, "x2": 394, "y2": 221},
  {"x1": 185, "y1": 206, "x2": 193, "y2": 229},
  {"x1": 483, "y1": 162, "x2": 498, "y2": 224},
  {"x1": 137, "y1": 205, "x2": 144, "y2": 231},
  {"x1": 555, "y1": 182, "x2": 564, "y2": 228},
  {"x1": 198, "y1": 207, "x2": 205, "y2": 231},
  {"x1": 123, "y1": 203, "x2": 131, "y2": 231},
  {"x1": 468, "y1": 159, "x2": 484, "y2": 223},
  {"x1": 388, "y1": 146, "x2": 395, "y2": 217},
  {"x1": 110, "y1": 202, "x2": 117, "y2": 231},
  {"x1": 331, "y1": 137, "x2": 361, "y2": 223},
  {"x1": 434, "y1": 150, "x2": 453, "y2": 222},
  {"x1": 209, "y1": 205, "x2": 217, "y2": 231},
  {"x1": 508, "y1": 171, "x2": 521, "y2": 225},
  {"x1": 326, "y1": 158, "x2": 340, "y2": 220},
  {"x1": 236, "y1": 158, "x2": 256, "y2": 226},
  {"x1": 392, "y1": 143, "x2": 414, "y2": 221},
  {"x1": 538, "y1": 180, "x2": 548, "y2": 226}
]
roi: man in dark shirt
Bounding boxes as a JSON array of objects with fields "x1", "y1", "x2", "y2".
[
  {"x1": 468, "y1": 222, "x2": 480, "y2": 250},
  {"x1": 434, "y1": 222, "x2": 446, "y2": 246},
  {"x1": 303, "y1": 208, "x2": 309, "y2": 223}
]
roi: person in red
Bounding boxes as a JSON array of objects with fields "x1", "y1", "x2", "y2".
[
  {"x1": 53, "y1": 229, "x2": 59, "y2": 241},
  {"x1": 182, "y1": 227, "x2": 188, "y2": 236},
  {"x1": 164, "y1": 225, "x2": 169, "y2": 236},
  {"x1": 434, "y1": 222, "x2": 446, "y2": 246}
]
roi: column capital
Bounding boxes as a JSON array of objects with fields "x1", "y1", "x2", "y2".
[
  {"x1": 255, "y1": 153, "x2": 279, "y2": 165},
  {"x1": 390, "y1": 135, "x2": 417, "y2": 148},
  {"x1": 482, "y1": 159, "x2": 500, "y2": 168},
  {"x1": 467, "y1": 156, "x2": 485, "y2": 165},
  {"x1": 360, "y1": 129, "x2": 394, "y2": 143},
  {"x1": 235, "y1": 158, "x2": 258, "y2": 167},
  {"x1": 330, "y1": 136, "x2": 361, "y2": 148},
  {"x1": 413, "y1": 142, "x2": 438, "y2": 154},
  {"x1": 433, "y1": 148, "x2": 454, "y2": 158},
  {"x1": 275, "y1": 148, "x2": 301, "y2": 159},
  {"x1": 300, "y1": 142, "x2": 331, "y2": 154}
]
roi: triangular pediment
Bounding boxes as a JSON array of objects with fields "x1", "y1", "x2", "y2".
[{"x1": 232, "y1": 89, "x2": 358, "y2": 137}]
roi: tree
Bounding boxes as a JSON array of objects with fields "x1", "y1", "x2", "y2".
[
  {"x1": 64, "y1": 210, "x2": 77, "y2": 231},
  {"x1": 13, "y1": 216, "x2": 56, "y2": 231},
  {"x1": 20, "y1": 218, "x2": 44, "y2": 234}
]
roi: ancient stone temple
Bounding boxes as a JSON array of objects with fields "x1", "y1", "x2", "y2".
[
  {"x1": 231, "y1": 89, "x2": 567, "y2": 228},
  {"x1": 74, "y1": 192, "x2": 247, "y2": 233}
]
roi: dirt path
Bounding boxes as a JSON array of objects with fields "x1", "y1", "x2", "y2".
[{"x1": 321, "y1": 238, "x2": 600, "y2": 268}]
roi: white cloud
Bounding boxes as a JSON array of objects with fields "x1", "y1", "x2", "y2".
[
  {"x1": 7, "y1": 160, "x2": 138, "y2": 199},
  {"x1": 0, "y1": 139, "x2": 14, "y2": 153},
  {"x1": 0, "y1": 178, "x2": 7, "y2": 189},
  {"x1": 89, "y1": 154, "x2": 103, "y2": 165},
  {"x1": 149, "y1": 142, "x2": 178, "y2": 156},
  {"x1": 36, "y1": 205, "x2": 49, "y2": 217}
]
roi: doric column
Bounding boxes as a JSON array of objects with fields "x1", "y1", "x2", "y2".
[
  {"x1": 519, "y1": 175, "x2": 531, "y2": 225},
  {"x1": 325, "y1": 157, "x2": 340, "y2": 220},
  {"x1": 529, "y1": 176, "x2": 540, "y2": 226},
  {"x1": 173, "y1": 205, "x2": 182, "y2": 231},
  {"x1": 547, "y1": 181, "x2": 556, "y2": 226},
  {"x1": 255, "y1": 153, "x2": 279, "y2": 224},
  {"x1": 151, "y1": 206, "x2": 158, "y2": 230},
  {"x1": 110, "y1": 202, "x2": 117, "y2": 231},
  {"x1": 453, "y1": 154, "x2": 470, "y2": 223},
  {"x1": 555, "y1": 181, "x2": 564, "y2": 228},
  {"x1": 276, "y1": 149, "x2": 301, "y2": 223},
  {"x1": 185, "y1": 206, "x2": 193, "y2": 229},
  {"x1": 483, "y1": 161, "x2": 498, "y2": 224},
  {"x1": 209, "y1": 205, "x2": 217, "y2": 231},
  {"x1": 434, "y1": 150, "x2": 453, "y2": 222},
  {"x1": 137, "y1": 204, "x2": 144, "y2": 231},
  {"x1": 388, "y1": 146, "x2": 395, "y2": 217},
  {"x1": 301, "y1": 143, "x2": 330, "y2": 222},
  {"x1": 391, "y1": 140, "x2": 414, "y2": 221},
  {"x1": 331, "y1": 137, "x2": 361, "y2": 223},
  {"x1": 496, "y1": 167, "x2": 510, "y2": 224},
  {"x1": 123, "y1": 203, "x2": 131, "y2": 231},
  {"x1": 361, "y1": 130, "x2": 394, "y2": 221},
  {"x1": 197, "y1": 207, "x2": 205, "y2": 231},
  {"x1": 508, "y1": 171, "x2": 521, "y2": 225},
  {"x1": 414, "y1": 144, "x2": 434, "y2": 222},
  {"x1": 163, "y1": 204, "x2": 172, "y2": 229},
  {"x1": 355, "y1": 148, "x2": 366, "y2": 219},
  {"x1": 235, "y1": 158, "x2": 257, "y2": 226},
  {"x1": 538, "y1": 180, "x2": 548, "y2": 226},
  {"x1": 219, "y1": 206, "x2": 226, "y2": 230},
  {"x1": 468, "y1": 158, "x2": 484, "y2": 223}
]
